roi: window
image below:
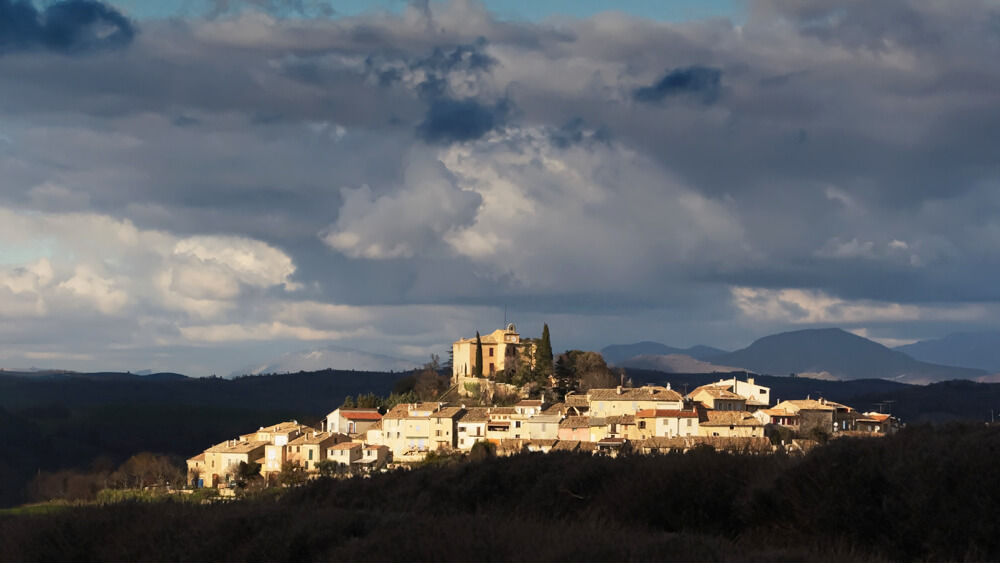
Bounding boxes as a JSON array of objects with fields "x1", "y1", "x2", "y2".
[
  {"x1": 686, "y1": 419, "x2": 692, "y2": 427},
  {"x1": 436, "y1": 430, "x2": 442, "y2": 437},
  {"x1": 458, "y1": 426, "x2": 466, "y2": 432},
  {"x1": 489, "y1": 348, "x2": 494, "y2": 357},
  {"x1": 296, "y1": 446, "x2": 300, "y2": 453},
  {"x1": 308, "y1": 449, "x2": 313, "y2": 460},
  {"x1": 639, "y1": 421, "x2": 646, "y2": 429},
  {"x1": 515, "y1": 421, "x2": 521, "y2": 428}
]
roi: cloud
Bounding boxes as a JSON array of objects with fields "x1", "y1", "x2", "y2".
[
  {"x1": 0, "y1": 0, "x2": 136, "y2": 55},
  {"x1": 416, "y1": 97, "x2": 510, "y2": 143},
  {"x1": 1, "y1": 0, "x2": 1000, "y2": 373},
  {"x1": 634, "y1": 66, "x2": 722, "y2": 105},
  {"x1": 731, "y1": 286, "x2": 988, "y2": 325}
]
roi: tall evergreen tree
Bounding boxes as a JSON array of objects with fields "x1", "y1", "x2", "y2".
[
  {"x1": 474, "y1": 331, "x2": 483, "y2": 377},
  {"x1": 535, "y1": 323, "x2": 554, "y2": 377}
]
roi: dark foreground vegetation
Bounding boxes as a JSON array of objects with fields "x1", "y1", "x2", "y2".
[{"x1": 3, "y1": 424, "x2": 1000, "y2": 562}]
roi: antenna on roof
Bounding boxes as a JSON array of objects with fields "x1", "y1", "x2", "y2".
[{"x1": 504, "y1": 304, "x2": 507, "y2": 327}]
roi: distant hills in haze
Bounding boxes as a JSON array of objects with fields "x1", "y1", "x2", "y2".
[
  {"x1": 230, "y1": 344, "x2": 421, "y2": 378},
  {"x1": 600, "y1": 342, "x2": 728, "y2": 365},
  {"x1": 895, "y1": 332, "x2": 1000, "y2": 373},
  {"x1": 603, "y1": 328, "x2": 989, "y2": 384}
]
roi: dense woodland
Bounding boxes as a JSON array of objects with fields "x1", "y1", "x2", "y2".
[{"x1": 2, "y1": 424, "x2": 999, "y2": 561}]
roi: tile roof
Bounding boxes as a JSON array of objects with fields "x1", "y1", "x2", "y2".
[
  {"x1": 559, "y1": 416, "x2": 590, "y2": 429},
  {"x1": 588, "y1": 386, "x2": 683, "y2": 402},
  {"x1": 516, "y1": 400, "x2": 543, "y2": 407},
  {"x1": 341, "y1": 411, "x2": 383, "y2": 421},
  {"x1": 367, "y1": 419, "x2": 383, "y2": 431},
  {"x1": 207, "y1": 440, "x2": 269, "y2": 454},
  {"x1": 258, "y1": 421, "x2": 306, "y2": 434},
  {"x1": 187, "y1": 453, "x2": 205, "y2": 462},
  {"x1": 288, "y1": 431, "x2": 342, "y2": 445},
  {"x1": 760, "y1": 408, "x2": 799, "y2": 417},
  {"x1": 527, "y1": 439, "x2": 558, "y2": 447},
  {"x1": 564, "y1": 395, "x2": 589, "y2": 408},
  {"x1": 430, "y1": 407, "x2": 464, "y2": 419},
  {"x1": 551, "y1": 440, "x2": 580, "y2": 452},
  {"x1": 635, "y1": 409, "x2": 699, "y2": 418},
  {"x1": 605, "y1": 415, "x2": 635, "y2": 425},
  {"x1": 541, "y1": 402, "x2": 566, "y2": 414},
  {"x1": 691, "y1": 385, "x2": 745, "y2": 400},
  {"x1": 383, "y1": 404, "x2": 411, "y2": 420},
  {"x1": 457, "y1": 408, "x2": 490, "y2": 423},
  {"x1": 780, "y1": 399, "x2": 836, "y2": 411},
  {"x1": 701, "y1": 411, "x2": 763, "y2": 427},
  {"x1": 330, "y1": 442, "x2": 363, "y2": 450}
]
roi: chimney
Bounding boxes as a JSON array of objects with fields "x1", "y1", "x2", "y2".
[
  {"x1": 616, "y1": 386, "x2": 623, "y2": 395},
  {"x1": 666, "y1": 382, "x2": 671, "y2": 391},
  {"x1": 748, "y1": 377, "x2": 755, "y2": 385}
]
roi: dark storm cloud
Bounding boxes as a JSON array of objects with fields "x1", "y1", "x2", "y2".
[
  {"x1": 0, "y1": 0, "x2": 135, "y2": 55},
  {"x1": 416, "y1": 97, "x2": 510, "y2": 144},
  {"x1": 633, "y1": 66, "x2": 722, "y2": 105}
]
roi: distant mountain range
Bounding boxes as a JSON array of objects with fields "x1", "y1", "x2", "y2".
[
  {"x1": 604, "y1": 328, "x2": 988, "y2": 384},
  {"x1": 600, "y1": 342, "x2": 727, "y2": 365},
  {"x1": 614, "y1": 354, "x2": 743, "y2": 374},
  {"x1": 230, "y1": 344, "x2": 421, "y2": 378},
  {"x1": 895, "y1": 332, "x2": 1000, "y2": 373}
]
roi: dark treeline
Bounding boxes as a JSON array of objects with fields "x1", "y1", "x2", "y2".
[
  {"x1": 0, "y1": 369, "x2": 409, "y2": 509},
  {"x1": 0, "y1": 369, "x2": 403, "y2": 412},
  {"x1": 3, "y1": 424, "x2": 999, "y2": 561},
  {"x1": 630, "y1": 369, "x2": 1000, "y2": 423}
]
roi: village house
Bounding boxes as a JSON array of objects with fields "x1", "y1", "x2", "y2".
[
  {"x1": 328, "y1": 442, "x2": 363, "y2": 467},
  {"x1": 429, "y1": 406, "x2": 464, "y2": 450},
  {"x1": 380, "y1": 402, "x2": 448, "y2": 460},
  {"x1": 635, "y1": 409, "x2": 700, "y2": 439},
  {"x1": 525, "y1": 413, "x2": 563, "y2": 440},
  {"x1": 456, "y1": 408, "x2": 489, "y2": 449},
  {"x1": 325, "y1": 407, "x2": 383, "y2": 435},
  {"x1": 689, "y1": 385, "x2": 748, "y2": 412},
  {"x1": 703, "y1": 377, "x2": 771, "y2": 410},
  {"x1": 698, "y1": 411, "x2": 765, "y2": 438},
  {"x1": 563, "y1": 394, "x2": 590, "y2": 415},
  {"x1": 558, "y1": 416, "x2": 591, "y2": 441},
  {"x1": 200, "y1": 439, "x2": 268, "y2": 487},
  {"x1": 354, "y1": 445, "x2": 391, "y2": 471},
  {"x1": 452, "y1": 324, "x2": 536, "y2": 380},
  {"x1": 486, "y1": 407, "x2": 518, "y2": 443},
  {"x1": 586, "y1": 386, "x2": 684, "y2": 417},
  {"x1": 241, "y1": 421, "x2": 308, "y2": 446},
  {"x1": 287, "y1": 431, "x2": 347, "y2": 473},
  {"x1": 753, "y1": 407, "x2": 801, "y2": 431},
  {"x1": 773, "y1": 399, "x2": 838, "y2": 434},
  {"x1": 856, "y1": 412, "x2": 901, "y2": 435}
]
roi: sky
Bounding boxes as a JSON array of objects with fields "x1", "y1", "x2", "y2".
[{"x1": 1, "y1": 0, "x2": 1000, "y2": 376}]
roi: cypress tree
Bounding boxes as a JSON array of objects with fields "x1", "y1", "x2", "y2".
[
  {"x1": 536, "y1": 323, "x2": 553, "y2": 377},
  {"x1": 475, "y1": 331, "x2": 483, "y2": 377}
]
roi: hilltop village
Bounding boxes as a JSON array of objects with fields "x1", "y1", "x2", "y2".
[{"x1": 187, "y1": 325, "x2": 901, "y2": 488}]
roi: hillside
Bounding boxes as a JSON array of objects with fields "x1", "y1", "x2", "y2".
[
  {"x1": 4, "y1": 425, "x2": 1000, "y2": 561},
  {"x1": 600, "y1": 342, "x2": 726, "y2": 365},
  {"x1": 896, "y1": 332, "x2": 1000, "y2": 373},
  {"x1": 713, "y1": 328, "x2": 985, "y2": 384}
]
